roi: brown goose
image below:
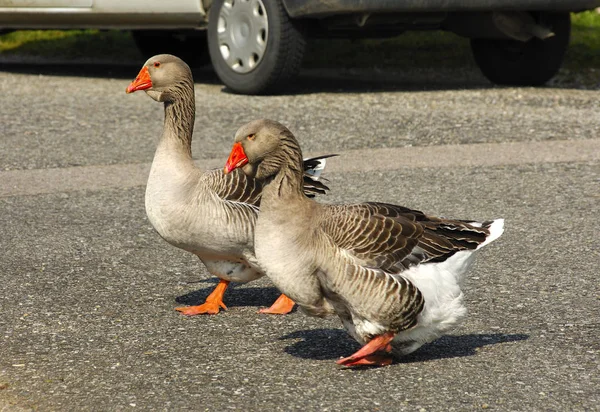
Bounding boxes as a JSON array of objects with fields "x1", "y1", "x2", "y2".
[
  {"x1": 126, "y1": 55, "x2": 332, "y2": 315},
  {"x1": 224, "y1": 119, "x2": 504, "y2": 366}
]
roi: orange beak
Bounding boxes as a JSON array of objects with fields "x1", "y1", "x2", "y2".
[
  {"x1": 126, "y1": 66, "x2": 152, "y2": 93},
  {"x1": 224, "y1": 142, "x2": 249, "y2": 174}
]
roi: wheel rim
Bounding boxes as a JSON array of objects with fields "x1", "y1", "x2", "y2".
[{"x1": 217, "y1": 0, "x2": 269, "y2": 74}]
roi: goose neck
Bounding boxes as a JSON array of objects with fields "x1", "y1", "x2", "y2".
[
  {"x1": 263, "y1": 164, "x2": 305, "y2": 205},
  {"x1": 161, "y1": 84, "x2": 195, "y2": 158}
]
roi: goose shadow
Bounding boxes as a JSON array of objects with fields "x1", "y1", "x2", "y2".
[
  {"x1": 175, "y1": 282, "x2": 294, "y2": 310},
  {"x1": 279, "y1": 328, "x2": 529, "y2": 362}
]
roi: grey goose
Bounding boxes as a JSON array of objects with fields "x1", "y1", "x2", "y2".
[
  {"x1": 126, "y1": 55, "x2": 332, "y2": 315},
  {"x1": 224, "y1": 119, "x2": 504, "y2": 366}
]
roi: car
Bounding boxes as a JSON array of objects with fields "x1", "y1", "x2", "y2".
[{"x1": 1, "y1": 0, "x2": 600, "y2": 94}]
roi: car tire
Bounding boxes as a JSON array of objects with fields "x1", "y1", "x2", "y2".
[
  {"x1": 470, "y1": 12, "x2": 570, "y2": 86},
  {"x1": 132, "y1": 30, "x2": 210, "y2": 67},
  {"x1": 207, "y1": 0, "x2": 306, "y2": 94}
]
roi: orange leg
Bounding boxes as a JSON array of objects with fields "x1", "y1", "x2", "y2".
[
  {"x1": 337, "y1": 331, "x2": 396, "y2": 367},
  {"x1": 175, "y1": 279, "x2": 230, "y2": 316},
  {"x1": 338, "y1": 354, "x2": 393, "y2": 367},
  {"x1": 258, "y1": 294, "x2": 295, "y2": 315}
]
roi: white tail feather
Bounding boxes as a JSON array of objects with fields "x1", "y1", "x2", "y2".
[{"x1": 478, "y1": 218, "x2": 505, "y2": 249}]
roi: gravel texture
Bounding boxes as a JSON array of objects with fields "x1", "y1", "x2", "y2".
[
  {"x1": 1, "y1": 63, "x2": 599, "y2": 411},
  {"x1": 1, "y1": 64, "x2": 599, "y2": 171}
]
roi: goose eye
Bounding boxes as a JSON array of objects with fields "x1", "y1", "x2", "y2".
[
  {"x1": 153, "y1": 62, "x2": 161, "y2": 68},
  {"x1": 247, "y1": 134, "x2": 255, "y2": 141}
]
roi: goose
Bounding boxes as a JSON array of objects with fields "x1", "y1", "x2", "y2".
[
  {"x1": 125, "y1": 55, "x2": 332, "y2": 315},
  {"x1": 224, "y1": 119, "x2": 504, "y2": 367}
]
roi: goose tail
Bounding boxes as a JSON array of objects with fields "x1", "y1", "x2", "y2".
[
  {"x1": 302, "y1": 154, "x2": 338, "y2": 197},
  {"x1": 477, "y1": 218, "x2": 505, "y2": 249}
]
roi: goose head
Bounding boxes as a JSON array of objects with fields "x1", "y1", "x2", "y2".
[
  {"x1": 224, "y1": 119, "x2": 301, "y2": 180},
  {"x1": 126, "y1": 54, "x2": 192, "y2": 102}
]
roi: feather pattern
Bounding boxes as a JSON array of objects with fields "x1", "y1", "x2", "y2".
[
  {"x1": 203, "y1": 156, "x2": 334, "y2": 206},
  {"x1": 321, "y1": 202, "x2": 494, "y2": 272},
  {"x1": 129, "y1": 56, "x2": 332, "y2": 315},
  {"x1": 228, "y1": 119, "x2": 504, "y2": 363}
]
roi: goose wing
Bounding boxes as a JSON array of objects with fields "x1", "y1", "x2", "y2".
[
  {"x1": 321, "y1": 202, "x2": 492, "y2": 272},
  {"x1": 203, "y1": 168, "x2": 263, "y2": 206}
]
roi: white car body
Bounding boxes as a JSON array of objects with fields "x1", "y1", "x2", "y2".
[{"x1": 0, "y1": 0, "x2": 206, "y2": 28}]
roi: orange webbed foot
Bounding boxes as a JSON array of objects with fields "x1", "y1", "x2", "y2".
[
  {"x1": 336, "y1": 332, "x2": 396, "y2": 367},
  {"x1": 258, "y1": 294, "x2": 295, "y2": 315},
  {"x1": 175, "y1": 279, "x2": 229, "y2": 316},
  {"x1": 175, "y1": 301, "x2": 227, "y2": 316}
]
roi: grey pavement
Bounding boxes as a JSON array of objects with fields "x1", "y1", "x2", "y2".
[{"x1": 1, "y1": 63, "x2": 599, "y2": 411}]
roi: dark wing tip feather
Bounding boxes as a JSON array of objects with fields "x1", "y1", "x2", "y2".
[
  {"x1": 302, "y1": 154, "x2": 339, "y2": 169},
  {"x1": 302, "y1": 177, "x2": 331, "y2": 198},
  {"x1": 301, "y1": 154, "x2": 336, "y2": 197}
]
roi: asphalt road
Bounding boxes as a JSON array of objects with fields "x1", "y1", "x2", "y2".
[{"x1": 1, "y1": 62, "x2": 599, "y2": 411}]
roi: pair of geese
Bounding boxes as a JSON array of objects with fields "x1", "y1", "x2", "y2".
[{"x1": 126, "y1": 54, "x2": 504, "y2": 367}]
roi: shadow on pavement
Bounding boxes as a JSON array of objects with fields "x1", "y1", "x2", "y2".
[
  {"x1": 279, "y1": 328, "x2": 529, "y2": 362},
  {"x1": 0, "y1": 61, "x2": 220, "y2": 83},
  {"x1": 402, "y1": 333, "x2": 530, "y2": 363},
  {"x1": 222, "y1": 68, "x2": 493, "y2": 96},
  {"x1": 0, "y1": 60, "x2": 493, "y2": 94},
  {"x1": 280, "y1": 328, "x2": 360, "y2": 360},
  {"x1": 175, "y1": 283, "x2": 291, "y2": 309}
]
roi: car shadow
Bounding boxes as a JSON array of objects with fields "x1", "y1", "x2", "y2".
[
  {"x1": 0, "y1": 60, "x2": 221, "y2": 82},
  {"x1": 278, "y1": 328, "x2": 529, "y2": 362},
  {"x1": 175, "y1": 282, "x2": 294, "y2": 310},
  {"x1": 0, "y1": 58, "x2": 496, "y2": 94},
  {"x1": 222, "y1": 67, "x2": 494, "y2": 95}
]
